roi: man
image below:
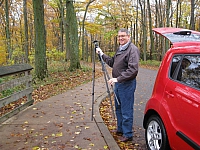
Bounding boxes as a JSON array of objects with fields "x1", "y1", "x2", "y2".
[{"x1": 96, "y1": 28, "x2": 140, "y2": 142}]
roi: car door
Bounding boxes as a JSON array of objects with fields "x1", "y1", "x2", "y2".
[{"x1": 164, "y1": 54, "x2": 200, "y2": 150}]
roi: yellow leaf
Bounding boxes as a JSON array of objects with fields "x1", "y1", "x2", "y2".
[
  {"x1": 104, "y1": 145, "x2": 108, "y2": 149},
  {"x1": 89, "y1": 143, "x2": 94, "y2": 146},
  {"x1": 75, "y1": 132, "x2": 80, "y2": 135},
  {"x1": 72, "y1": 110, "x2": 76, "y2": 114},
  {"x1": 32, "y1": 146, "x2": 40, "y2": 150},
  {"x1": 56, "y1": 132, "x2": 63, "y2": 137},
  {"x1": 74, "y1": 145, "x2": 79, "y2": 148}
]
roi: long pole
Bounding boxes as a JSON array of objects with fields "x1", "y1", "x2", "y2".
[
  {"x1": 97, "y1": 50, "x2": 120, "y2": 106},
  {"x1": 98, "y1": 53, "x2": 115, "y2": 119},
  {"x1": 93, "y1": 41, "x2": 120, "y2": 119},
  {"x1": 91, "y1": 42, "x2": 96, "y2": 121}
]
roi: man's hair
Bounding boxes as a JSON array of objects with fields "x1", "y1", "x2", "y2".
[{"x1": 118, "y1": 28, "x2": 130, "y2": 35}]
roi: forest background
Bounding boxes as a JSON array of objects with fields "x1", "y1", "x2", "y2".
[{"x1": 0, "y1": 0, "x2": 199, "y2": 80}]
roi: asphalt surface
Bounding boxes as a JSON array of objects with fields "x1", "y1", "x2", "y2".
[
  {"x1": 132, "y1": 68, "x2": 158, "y2": 148},
  {"x1": 0, "y1": 67, "x2": 157, "y2": 150}
]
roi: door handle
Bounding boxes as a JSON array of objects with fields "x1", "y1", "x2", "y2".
[{"x1": 165, "y1": 91, "x2": 174, "y2": 98}]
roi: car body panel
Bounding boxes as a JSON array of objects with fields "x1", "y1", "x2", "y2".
[
  {"x1": 143, "y1": 27, "x2": 200, "y2": 150},
  {"x1": 163, "y1": 49, "x2": 200, "y2": 149}
]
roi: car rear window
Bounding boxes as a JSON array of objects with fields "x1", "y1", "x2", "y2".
[
  {"x1": 164, "y1": 32, "x2": 200, "y2": 43},
  {"x1": 170, "y1": 55, "x2": 200, "y2": 90}
]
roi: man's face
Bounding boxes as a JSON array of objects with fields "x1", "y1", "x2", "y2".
[{"x1": 117, "y1": 31, "x2": 130, "y2": 45}]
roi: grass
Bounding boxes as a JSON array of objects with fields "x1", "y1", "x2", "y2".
[
  {"x1": 32, "y1": 61, "x2": 93, "y2": 88},
  {"x1": 140, "y1": 60, "x2": 160, "y2": 70}
]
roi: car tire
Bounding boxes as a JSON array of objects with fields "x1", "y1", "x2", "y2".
[{"x1": 145, "y1": 115, "x2": 170, "y2": 150}]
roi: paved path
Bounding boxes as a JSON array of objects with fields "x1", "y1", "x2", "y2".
[
  {"x1": 0, "y1": 67, "x2": 158, "y2": 150},
  {"x1": 132, "y1": 68, "x2": 158, "y2": 148},
  {"x1": 0, "y1": 77, "x2": 120, "y2": 150},
  {"x1": 134, "y1": 68, "x2": 158, "y2": 126}
]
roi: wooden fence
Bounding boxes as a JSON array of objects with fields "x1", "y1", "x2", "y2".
[{"x1": 0, "y1": 64, "x2": 34, "y2": 123}]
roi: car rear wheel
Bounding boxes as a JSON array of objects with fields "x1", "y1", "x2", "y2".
[{"x1": 145, "y1": 115, "x2": 170, "y2": 150}]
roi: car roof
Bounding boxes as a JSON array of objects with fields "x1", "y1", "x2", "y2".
[{"x1": 153, "y1": 27, "x2": 200, "y2": 47}]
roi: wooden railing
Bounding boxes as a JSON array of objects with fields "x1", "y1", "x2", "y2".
[{"x1": 0, "y1": 64, "x2": 34, "y2": 123}]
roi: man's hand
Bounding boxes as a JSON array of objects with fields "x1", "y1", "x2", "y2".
[
  {"x1": 96, "y1": 48, "x2": 104, "y2": 56},
  {"x1": 108, "y1": 78, "x2": 118, "y2": 85}
]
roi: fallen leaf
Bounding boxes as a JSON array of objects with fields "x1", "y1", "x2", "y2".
[
  {"x1": 72, "y1": 110, "x2": 76, "y2": 114},
  {"x1": 74, "y1": 145, "x2": 79, "y2": 148},
  {"x1": 56, "y1": 132, "x2": 63, "y2": 137},
  {"x1": 104, "y1": 145, "x2": 108, "y2": 149},
  {"x1": 89, "y1": 143, "x2": 94, "y2": 146},
  {"x1": 75, "y1": 131, "x2": 80, "y2": 135},
  {"x1": 32, "y1": 146, "x2": 40, "y2": 150}
]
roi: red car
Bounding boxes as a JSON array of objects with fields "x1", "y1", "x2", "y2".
[{"x1": 143, "y1": 27, "x2": 200, "y2": 150}]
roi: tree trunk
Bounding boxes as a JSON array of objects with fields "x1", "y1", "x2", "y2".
[
  {"x1": 139, "y1": 0, "x2": 147, "y2": 61},
  {"x1": 147, "y1": 0, "x2": 155, "y2": 60},
  {"x1": 58, "y1": 0, "x2": 64, "y2": 52},
  {"x1": 66, "y1": 0, "x2": 81, "y2": 71},
  {"x1": 5, "y1": 0, "x2": 12, "y2": 60},
  {"x1": 33, "y1": 0, "x2": 47, "y2": 80},
  {"x1": 81, "y1": 0, "x2": 95, "y2": 61},
  {"x1": 175, "y1": 0, "x2": 180, "y2": 27},
  {"x1": 135, "y1": 0, "x2": 139, "y2": 48},
  {"x1": 178, "y1": 1, "x2": 182, "y2": 27},
  {"x1": 165, "y1": 0, "x2": 171, "y2": 51},
  {"x1": 65, "y1": 1, "x2": 70, "y2": 61},
  {"x1": 23, "y1": 0, "x2": 29, "y2": 63},
  {"x1": 190, "y1": 0, "x2": 195, "y2": 30}
]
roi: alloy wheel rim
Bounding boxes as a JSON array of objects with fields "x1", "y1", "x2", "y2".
[{"x1": 147, "y1": 120, "x2": 162, "y2": 150}]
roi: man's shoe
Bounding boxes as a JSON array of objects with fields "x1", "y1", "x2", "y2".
[
  {"x1": 119, "y1": 136, "x2": 133, "y2": 142},
  {"x1": 110, "y1": 130, "x2": 123, "y2": 136}
]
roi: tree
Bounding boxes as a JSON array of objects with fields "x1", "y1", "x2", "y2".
[
  {"x1": 81, "y1": 0, "x2": 95, "y2": 61},
  {"x1": 58, "y1": 0, "x2": 64, "y2": 52},
  {"x1": 190, "y1": 0, "x2": 195, "y2": 30},
  {"x1": 147, "y1": 0, "x2": 155, "y2": 60},
  {"x1": 5, "y1": 0, "x2": 12, "y2": 60},
  {"x1": 165, "y1": 0, "x2": 171, "y2": 51},
  {"x1": 66, "y1": 0, "x2": 81, "y2": 71},
  {"x1": 175, "y1": 0, "x2": 181, "y2": 28},
  {"x1": 139, "y1": 0, "x2": 147, "y2": 61},
  {"x1": 23, "y1": 0, "x2": 29, "y2": 63},
  {"x1": 32, "y1": 0, "x2": 47, "y2": 80}
]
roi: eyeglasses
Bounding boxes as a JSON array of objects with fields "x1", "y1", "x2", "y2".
[{"x1": 117, "y1": 35, "x2": 128, "y2": 38}]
